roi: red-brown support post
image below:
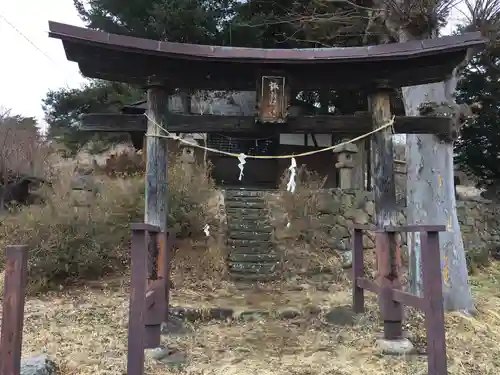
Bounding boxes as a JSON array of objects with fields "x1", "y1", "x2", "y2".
[
  {"x1": 127, "y1": 226, "x2": 148, "y2": 375},
  {"x1": 144, "y1": 231, "x2": 163, "y2": 349},
  {"x1": 157, "y1": 231, "x2": 170, "y2": 316},
  {"x1": 376, "y1": 231, "x2": 403, "y2": 340},
  {"x1": 0, "y1": 245, "x2": 28, "y2": 375},
  {"x1": 421, "y1": 230, "x2": 447, "y2": 375},
  {"x1": 352, "y1": 227, "x2": 365, "y2": 313}
]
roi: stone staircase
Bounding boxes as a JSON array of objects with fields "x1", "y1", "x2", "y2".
[{"x1": 224, "y1": 188, "x2": 280, "y2": 281}]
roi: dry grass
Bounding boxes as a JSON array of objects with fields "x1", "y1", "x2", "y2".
[
  {"x1": 0, "y1": 116, "x2": 48, "y2": 179},
  {"x1": 12, "y1": 260, "x2": 500, "y2": 375},
  {"x1": 0, "y1": 165, "x2": 143, "y2": 293},
  {"x1": 269, "y1": 167, "x2": 346, "y2": 277},
  {"x1": 0, "y1": 147, "x2": 219, "y2": 294},
  {"x1": 4, "y1": 146, "x2": 499, "y2": 374}
]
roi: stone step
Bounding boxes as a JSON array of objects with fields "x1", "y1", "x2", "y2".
[
  {"x1": 228, "y1": 253, "x2": 279, "y2": 263},
  {"x1": 228, "y1": 222, "x2": 273, "y2": 233},
  {"x1": 226, "y1": 212, "x2": 269, "y2": 222},
  {"x1": 225, "y1": 190, "x2": 266, "y2": 198},
  {"x1": 229, "y1": 231, "x2": 271, "y2": 241},
  {"x1": 224, "y1": 188, "x2": 278, "y2": 282},
  {"x1": 229, "y1": 247, "x2": 274, "y2": 255},
  {"x1": 229, "y1": 272, "x2": 279, "y2": 281},
  {"x1": 229, "y1": 250, "x2": 274, "y2": 258},
  {"x1": 224, "y1": 195, "x2": 264, "y2": 204},
  {"x1": 227, "y1": 239, "x2": 273, "y2": 249},
  {"x1": 225, "y1": 201, "x2": 267, "y2": 209},
  {"x1": 228, "y1": 217, "x2": 270, "y2": 226},
  {"x1": 228, "y1": 262, "x2": 278, "y2": 273}
]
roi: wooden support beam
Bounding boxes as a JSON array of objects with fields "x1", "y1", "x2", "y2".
[
  {"x1": 81, "y1": 113, "x2": 452, "y2": 136},
  {"x1": 369, "y1": 86, "x2": 403, "y2": 341},
  {"x1": 127, "y1": 228, "x2": 148, "y2": 375},
  {"x1": 145, "y1": 85, "x2": 168, "y2": 230},
  {"x1": 353, "y1": 139, "x2": 366, "y2": 189},
  {"x1": 82, "y1": 114, "x2": 147, "y2": 131},
  {"x1": 370, "y1": 91, "x2": 398, "y2": 227},
  {"x1": 0, "y1": 245, "x2": 28, "y2": 375},
  {"x1": 145, "y1": 82, "x2": 169, "y2": 327}
]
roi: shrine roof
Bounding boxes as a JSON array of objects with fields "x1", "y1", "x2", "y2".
[{"x1": 48, "y1": 21, "x2": 486, "y2": 90}]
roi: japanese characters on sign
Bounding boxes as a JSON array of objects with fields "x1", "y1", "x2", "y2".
[{"x1": 259, "y1": 75, "x2": 286, "y2": 123}]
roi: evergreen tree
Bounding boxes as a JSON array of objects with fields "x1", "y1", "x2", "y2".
[
  {"x1": 44, "y1": 0, "x2": 236, "y2": 151},
  {"x1": 455, "y1": 46, "x2": 500, "y2": 186},
  {"x1": 43, "y1": 81, "x2": 143, "y2": 154},
  {"x1": 73, "y1": 0, "x2": 235, "y2": 43}
]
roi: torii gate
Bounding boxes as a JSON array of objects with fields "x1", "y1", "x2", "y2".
[{"x1": 48, "y1": 21, "x2": 485, "y2": 375}]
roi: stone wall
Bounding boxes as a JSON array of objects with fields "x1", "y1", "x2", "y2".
[
  {"x1": 457, "y1": 199, "x2": 500, "y2": 251},
  {"x1": 266, "y1": 188, "x2": 500, "y2": 264}
]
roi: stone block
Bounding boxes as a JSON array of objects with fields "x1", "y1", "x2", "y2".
[
  {"x1": 376, "y1": 337, "x2": 415, "y2": 356},
  {"x1": 364, "y1": 200, "x2": 375, "y2": 216},
  {"x1": 353, "y1": 210, "x2": 370, "y2": 225},
  {"x1": 20, "y1": 355, "x2": 57, "y2": 375}
]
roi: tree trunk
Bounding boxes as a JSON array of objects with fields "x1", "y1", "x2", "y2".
[{"x1": 398, "y1": 29, "x2": 474, "y2": 313}]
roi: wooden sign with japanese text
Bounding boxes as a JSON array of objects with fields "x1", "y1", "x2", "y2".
[{"x1": 258, "y1": 76, "x2": 287, "y2": 123}]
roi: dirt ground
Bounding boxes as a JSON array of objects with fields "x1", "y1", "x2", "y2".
[{"x1": 13, "y1": 261, "x2": 500, "y2": 375}]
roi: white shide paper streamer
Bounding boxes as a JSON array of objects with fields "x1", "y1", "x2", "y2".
[
  {"x1": 237, "y1": 153, "x2": 247, "y2": 181},
  {"x1": 286, "y1": 157, "x2": 297, "y2": 193}
]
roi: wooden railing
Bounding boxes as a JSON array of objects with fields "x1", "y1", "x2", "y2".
[
  {"x1": 127, "y1": 224, "x2": 175, "y2": 375},
  {"x1": 352, "y1": 224, "x2": 447, "y2": 375},
  {"x1": 0, "y1": 245, "x2": 28, "y2": 375}
]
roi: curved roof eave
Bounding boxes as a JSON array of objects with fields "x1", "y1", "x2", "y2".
[{"x1": 48, "y1": 21, "x2": 486, "y2": 64}]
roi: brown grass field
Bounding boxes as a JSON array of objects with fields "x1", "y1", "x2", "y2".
[
  {"x1": 0, "y1": 143, "x2": 497, "y2": 375},
  {"x1": 14, "y1": 257, "x2": 500, "y2": 375}
]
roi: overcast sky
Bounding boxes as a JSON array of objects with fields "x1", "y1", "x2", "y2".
[
  {"x1": 0, "y1": 1, "x2": 468, "y2": 131},
  {"x1": 0, "y1": 0, "x2": 86, "y2": 129}
]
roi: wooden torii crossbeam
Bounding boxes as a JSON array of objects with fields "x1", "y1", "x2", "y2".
[{"x1": 80, "y1": 112, "x2": 455, "y2": 137}]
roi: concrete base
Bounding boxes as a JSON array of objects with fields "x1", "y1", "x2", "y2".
[{"x1": 375, "y1": 337, "x2": 415, "y2": 356}]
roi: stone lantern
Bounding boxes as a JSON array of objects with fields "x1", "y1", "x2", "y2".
[
  {"x1": 179, "y1": 135, "x2": 198, "y2": 176},
  {"x1": 333, "y1": 142, "x2": 358, "y2": 189}
]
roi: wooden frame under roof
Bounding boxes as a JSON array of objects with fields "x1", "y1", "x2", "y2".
[{"x1": 48, "y1": 22, "x2": 485, "y2": 90}]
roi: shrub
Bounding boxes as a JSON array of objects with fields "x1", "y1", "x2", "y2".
[
  {"x1": 0, "y1": 167, "x2": 142, "y2": 293},
  {"x1": 0, "y1": 115, "x2": 50, "y2": 209},
  {"x1": 466, "y1": 246, "x2": 491, "y2": 275},
  {"x1": 269, "y1": 166, "x2": 344, "y2": 278},
  {"x1": 93, "y1": 148, "x2": 144, "y2": 177},
  {"x1": 167, "y1": 156, "x2": 218, "y2": 237},
  {"x1": 0, "y1": 150, "x2": 218, "y2": 294},
  {"x1": 0, "y1": 115, "x2": 45, "y2": 177},
  {"x1": 277, "y1": 166, "x2": 327, "y2": 244},
  {"x1": 92, "y1": 149, "x2": 218, "y2": 236}
]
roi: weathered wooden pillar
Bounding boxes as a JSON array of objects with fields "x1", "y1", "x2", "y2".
[
  {"x1": 145, "y1": 78, "x2": 170, "y2": 320},
  {"x1": 369, "y1": 85, "x2": 397, "y2": 227},
  {"x1": 369, "y1": 84, "x2": 407, "y2": 348},
  {"x1": 333, "y1": 142, "x2": 358, "y2": 189},
  {"x1": 142, "y1": 136, "x2": 147, "y2": 165},
  {"x1": 180, "y1": 90, "x2": 191, "y2": 114},
  {"x1": 365, "y1": 138, "x2": 372, "y2": 190},
  {"x1": 353, "y1": 140, "x2": 366, "y2": 189}
]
